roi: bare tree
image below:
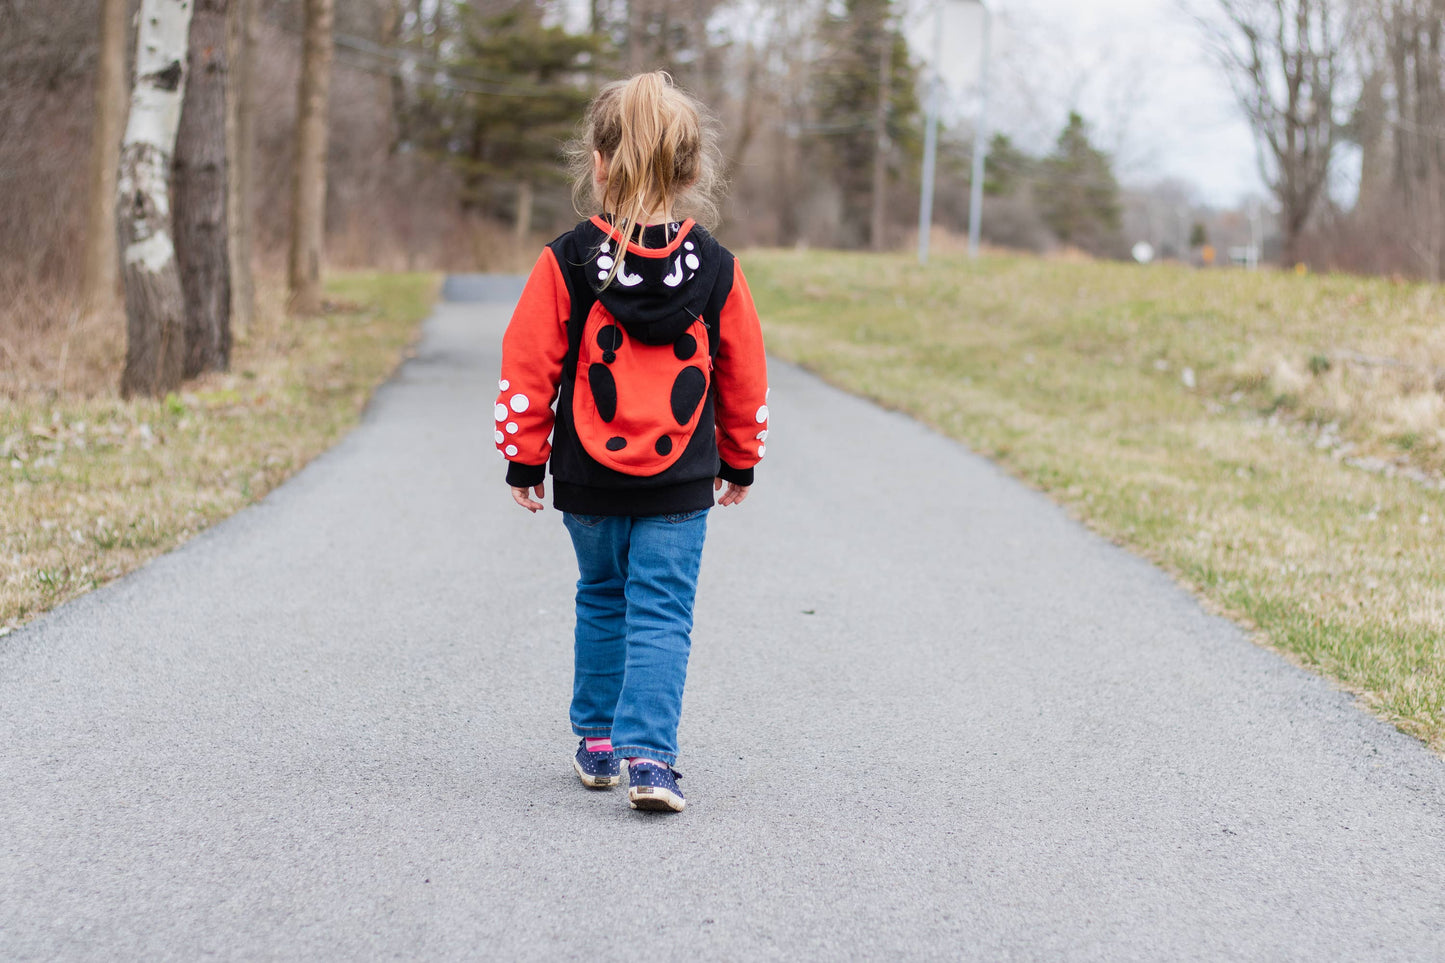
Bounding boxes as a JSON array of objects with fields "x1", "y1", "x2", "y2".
[
  {"x1": 227, "y1": 0, "x2": 258, "y2": 336},
  {"x1": 82, "y1": 0, "x2": 129, "y2": 314},
  {"x1": 1201, "y1": 0, "x2": 1350, "y2": 264},
  {"x1": 119, "y1": 0, "x2": 195, "y2": 398},
  {"x1": 289, "y1": 0, "x2": 335, "y2": 315},
  {"x1": 1379, "y1": 0, "x2": 1445, "y2": 278},
  {"x1": 175, "y1": 0, "x2": 232, "y2": 377}
]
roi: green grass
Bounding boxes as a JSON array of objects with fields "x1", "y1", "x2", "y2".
[
  {"x1": 1, "y1": 271, "x2": 440, "y2": 632},
  {"x1": 745, "y1": 249, "x2": 1445, "y2": 750}
]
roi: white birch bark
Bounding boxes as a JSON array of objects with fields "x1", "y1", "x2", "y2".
[{"x1": 119, "y1": 0, "x2": 194, "y2": 397}]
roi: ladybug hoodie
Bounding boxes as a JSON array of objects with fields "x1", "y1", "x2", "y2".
[{"x1": 494, "y1": 216, "x2": 770, "y2": 516}]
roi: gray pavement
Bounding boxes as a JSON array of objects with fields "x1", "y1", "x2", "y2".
[{"x1": 3, "y1": 277, "x2": 1445, "y2": 961}]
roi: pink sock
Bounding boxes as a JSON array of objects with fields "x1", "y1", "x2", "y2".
[
  {"x1": 584, "y1": 737, "x2": 612, "y2": 753},
  {"x1": 628, "y1": 757, "x2": 667, "y2": 768}
]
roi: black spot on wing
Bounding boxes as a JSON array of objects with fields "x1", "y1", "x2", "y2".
[
  {"x1": 606, "y1": 436, "x2": 627, "y2": 451},
  {"x1": 654, "y1": 435, "x2": 673, "y2": 456},
  {"x1": 673, "y1": 334, "x2": 697, "y2": 360},
  {"x1": 670, "y1": 367, "x2": 706, "y2": 426},
  {"x1": 589, "y1": 363, "x2": 618, "y2": 422}
]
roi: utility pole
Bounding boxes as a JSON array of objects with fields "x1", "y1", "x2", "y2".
[
  {"x1": 966, "y1": 0, "x2": 990, "y2": 260},
  {"x1": 918, "y1": 0, "x2": 990, "y2": 264},
  {"x1": 916, "y1": 0, "x2": 945, "y2": 264}
]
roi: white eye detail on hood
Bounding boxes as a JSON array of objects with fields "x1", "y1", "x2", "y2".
[
  {"x1": 662, "y1": 257, "x2": 685, "y2": 287},
  {"x1": 615, "y1": 257, "x2": 644, "y2": 287}
]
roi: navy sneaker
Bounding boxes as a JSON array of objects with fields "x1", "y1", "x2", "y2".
[
  {"x1": 627, "y1": 760, "x2": 685, "y2": 812},
  {"x1": 573, "y1": 739, "x2": 620, "y2": 788}
]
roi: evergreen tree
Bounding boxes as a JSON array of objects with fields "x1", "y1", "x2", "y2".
[
  {"x1": 427, "y1": 4, "x2": 606, "y2": 229},
  {"x1": 810, "y1": 0, "x2": 921, "y2": 247},
  {"x1": 983, "y1": 133, "x2": 1032, "y2": 198},
  {"x1": 1035, "y1": 112, "x2": 1121, "y2": 255}
]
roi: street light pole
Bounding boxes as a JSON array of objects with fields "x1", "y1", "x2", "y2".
[
  {"x1": 916, "y1": 0, "x2": 945, "y2": 265},
  {"x1": 917, "y1": 0, "x2": 991, "y2": 265},
  {"x1": 966, "y1": 0, "x2": 991, "y2": 260}
]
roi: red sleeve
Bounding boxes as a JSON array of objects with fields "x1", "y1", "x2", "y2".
[
  {"x1": 495, "y1": 247, "x2": 571, "y2": 485},
  {"x1": 713, "y1": 258, "x2": 769, "y2": 484}
]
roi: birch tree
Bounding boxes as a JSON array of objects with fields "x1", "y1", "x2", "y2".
[
  {"x1": 119, "y1": 0, "x2": 195, "y2": 398},
  {"x1": 82, "y1": 0, "x2": 129, "y2": 314},
  {"x1": 288, "y1": 0, "x2": 334, "y2": 315},
  {"x1": 175, "y1": 0, "x2": 232, "y2": 378}
]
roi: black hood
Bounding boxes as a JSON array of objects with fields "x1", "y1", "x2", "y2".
[{"x1": 577, "y1": 217, "x2": 723, "y2": 346}]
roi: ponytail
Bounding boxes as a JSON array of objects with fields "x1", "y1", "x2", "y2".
[{"x1": 569, "y1": 71, "x2": 724, "y2": 288}]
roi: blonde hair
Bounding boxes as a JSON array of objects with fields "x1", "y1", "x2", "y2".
[{"x1": 568, "y1": 71, "x2": 725, "y2": 287}]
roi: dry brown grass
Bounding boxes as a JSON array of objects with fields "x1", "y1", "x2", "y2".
[{"x1": 0, "y1": 279, "x2": 124, "y2": 399}]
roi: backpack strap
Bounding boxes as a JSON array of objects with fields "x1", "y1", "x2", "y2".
[
  {"x1": 558, "y1": 245, "x2": 597, "y2": 383},
  {"x1": 700, "y1": 253, "x2": 735, "y2": 363}
]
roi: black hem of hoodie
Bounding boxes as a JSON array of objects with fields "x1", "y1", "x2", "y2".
[
  {"x1": 716, "y1": 462, "x2": 754, "y2": 487},
  {"x1": 506, "y1": 461, "x2": 547, "y2": 488},
  {"x1": 552, "y1": 478, "x2": 715, "y2": 517}
]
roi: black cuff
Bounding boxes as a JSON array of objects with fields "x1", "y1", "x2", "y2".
[
  {"x1": 506, "y1": 461, "x2": 546, "y2": 488},
  {"x1": 716, "y1": 461, "x2": 754, "y2": 487}
]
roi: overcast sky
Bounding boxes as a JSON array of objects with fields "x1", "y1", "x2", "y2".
[{"x1": 905, "y1": 0, "x2": 1266, "y2": 205}]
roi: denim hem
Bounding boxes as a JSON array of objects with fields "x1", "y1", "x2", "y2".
[
  {"x1": 572, "y1": 724, "x2": 612, "y2": 737},
  {"x1": 612, "y1": 744, "x2": 677, "y2": 766}
]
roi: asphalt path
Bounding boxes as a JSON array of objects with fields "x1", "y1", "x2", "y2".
[{"x1": 4, "y1": 277, "x2": 1445, "y2": 961}]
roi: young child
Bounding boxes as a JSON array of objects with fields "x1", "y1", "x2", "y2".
[{"x1": 494, "y1": 72, "x2": 769, "y2": 813}]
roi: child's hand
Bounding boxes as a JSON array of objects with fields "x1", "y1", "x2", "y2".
[
  {"x1": 714, "y1": 477, "x2": 750, "y2": 507},
  {"x1": 511, "y1": 483, "x2": 546, "y2": 513}
]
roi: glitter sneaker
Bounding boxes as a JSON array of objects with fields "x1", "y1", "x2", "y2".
[
  {"x1": 627, "y1": 760, "x2": 685, "y2": 812},
  {"x1": 573, "y1": 739, "x2": 621, "y2": 789}
]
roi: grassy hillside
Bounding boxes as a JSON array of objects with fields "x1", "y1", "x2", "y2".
[
  {"x1": 1, "y1": 272, "x2": 439, "y2": 632},
  {"x1": 746, "y1": 249, "x2": 1445, "y2": 750}
]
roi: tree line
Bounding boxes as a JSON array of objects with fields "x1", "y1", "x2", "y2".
[{"x1": 3, "y1": 0, "x2": 1202, "y2": 401}]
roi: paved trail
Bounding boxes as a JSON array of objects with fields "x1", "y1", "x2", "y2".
[{"x1": 4, "y1": 279, "x2": 1445, "y2": 961}]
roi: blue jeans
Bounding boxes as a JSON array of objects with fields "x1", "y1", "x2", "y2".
[{"x1": 562, "y1": 509, "x2": 709, "y2": 766}]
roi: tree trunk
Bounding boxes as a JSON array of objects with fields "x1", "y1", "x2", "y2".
[
  {"x1": 870, "y1": 15, "x2": 892, "y2": 252},
  {"x1": 175, "y1": 0, "x2": 232, "y2": 378},
  {"x1": 83, "y1": 0, "x2": 129, "y2": 314},
  {"x1": 514, "y1": 180, "x2": 533, "y2": 241},
  {"x1": 119, "y1": 0, "x2": 195, "y2": 399},
  {"x1": 627, "y1": 0, "x2": 644, "y2": 73},
  {"x1": 288, "y1": 0, "x2": 334, "y2": 315},
  {"x1": 227, "y1": 0, "x2": 257, "y2": 338},
  {"x1": 721, "y1": 43, "x2": 761, "y2": 189}
]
